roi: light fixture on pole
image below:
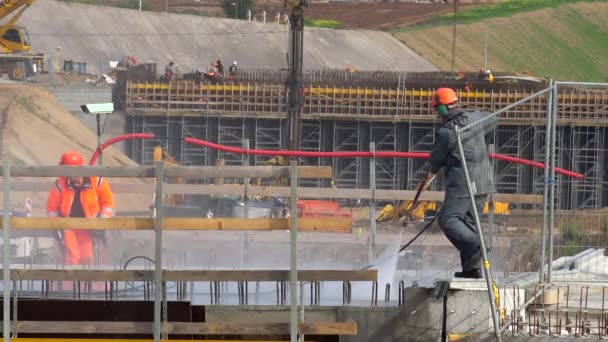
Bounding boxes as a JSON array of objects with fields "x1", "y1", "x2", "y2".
[{"x1": 81, "y1": 103, "x2": 114, "y2": 166}]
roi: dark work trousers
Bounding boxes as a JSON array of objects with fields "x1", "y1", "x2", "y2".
[{"x1": 437, "y1": 194, "x2": 486, "y2": 272}]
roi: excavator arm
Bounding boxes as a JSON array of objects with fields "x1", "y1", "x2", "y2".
[{"x1": 0, "y1": 0, "x2": 34, "y2": 36}]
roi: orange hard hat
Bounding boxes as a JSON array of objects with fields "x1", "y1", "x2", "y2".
[
  {"x1": 431, "y1": 88, "x2": 458, "y2": 108},
  {"x1": 59, "y1": 151, "x2": 84, "y2": 166}
]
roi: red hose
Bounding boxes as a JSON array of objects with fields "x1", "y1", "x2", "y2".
[
  {"x1": 489, "y1": 153, "x2": 583, "y2": 180},
  {"x1": 183, "y1": 137, "x2": 430, "y2": 159},
  {"x1": 184, "y1": 137, "x2": 583, "y2": 180},
  {"x1": 88, "y1": 133, "x2": 155, "y2": 165},
  {"x1": 86, "y1": 134, "x2": 583, "y2": 180}
]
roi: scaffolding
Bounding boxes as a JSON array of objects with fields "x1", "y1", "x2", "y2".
[{"x1": 125, "y1": 81, "x2": 608, "y2": 209}]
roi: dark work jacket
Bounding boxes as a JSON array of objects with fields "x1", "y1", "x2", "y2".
[{"x1": 429, "y1": 109, "x2": 498, "y2": 199}]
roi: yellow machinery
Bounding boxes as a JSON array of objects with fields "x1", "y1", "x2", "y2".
[
  {"x1": 153, "y1": 145, "x2": 185, "y2": 206},
  {"x1": 0, "y1": 0, "x2": 43, "y2": 80},
  {"x1": 376, "y1": 200, "x2": 437, "y2": 223}
]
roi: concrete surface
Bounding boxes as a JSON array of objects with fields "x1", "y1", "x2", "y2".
[{"x1": 21, "y1": 1, "x2": 438, "y2": 75}]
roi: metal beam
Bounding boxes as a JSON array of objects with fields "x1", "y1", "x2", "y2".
[{"x1": 3, "y1": 269, "x2": 378, "y2": 282}]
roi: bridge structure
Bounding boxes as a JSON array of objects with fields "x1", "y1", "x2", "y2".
[{"x1": 121, "y1": 73, "x2": 608, "y2": 210}]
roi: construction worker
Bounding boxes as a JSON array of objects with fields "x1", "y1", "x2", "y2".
[
  {"x1": 46, "y1": 151, "x2": 114, "y2": 265},
  {"x1": 215, "y1": 60, "x2": 225, "y2": 77},
  {"x1": 229, "y1": 61, "x2": 238, "y2": 80},
  {"x1": 428, "y1": 88, "x2": 498, "y2": 279},
  {"x1": 164, "y1": 61, "x2": 175, "y2": 81}
]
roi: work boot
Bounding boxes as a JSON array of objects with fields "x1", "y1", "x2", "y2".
[{"x1": 454, "y1": 269, "x2": 482, "y2": 279}]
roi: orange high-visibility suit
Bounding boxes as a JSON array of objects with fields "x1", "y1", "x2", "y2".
[{"x1": 46, "y1": 176, "x2": 114, "y2": 265}]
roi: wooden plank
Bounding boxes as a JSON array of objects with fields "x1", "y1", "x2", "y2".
[
  {"x1": 4, "y1": 217, "x2": 351, "y2": 232},
  {"x1": 8, "y1": 321, "x2": 357, "y2": 335},
  {"x1": 1, "y1": 181, "x2": 542, "y2": 204},
  {"x1": 5, "y1": 269, "x2": 377, "y2": 282},
  {"x1": 4, "y1": 166, "x2": 331, "y2": 179}
]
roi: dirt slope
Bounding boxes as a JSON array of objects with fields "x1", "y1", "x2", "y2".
[{"x1": 0, "y1": 85, "x2": 150, "y2": 215}]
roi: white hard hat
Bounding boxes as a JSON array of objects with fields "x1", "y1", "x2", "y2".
[
  {"x1": 486, "y1": 69, "x2": 491, "y2": 73},
  {"x1": 233, "y1": 61, "x2": 237, "y2": 65}
]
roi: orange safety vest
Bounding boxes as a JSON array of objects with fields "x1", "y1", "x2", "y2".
[{"x1": 46, "y1": 177, "x2": 114, "y2": 218}]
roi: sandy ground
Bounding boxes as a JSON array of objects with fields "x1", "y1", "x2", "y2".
[{"x1": 0, "y1": 84, "x2": 151, "y2": 215}]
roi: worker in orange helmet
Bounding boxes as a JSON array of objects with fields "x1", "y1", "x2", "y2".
[
  {"x1": 46, "y1": 151, "x2": 114, "y2": 265},
  {"x1": 428, "y1": 88, "x2": 498, "y2": 279}
]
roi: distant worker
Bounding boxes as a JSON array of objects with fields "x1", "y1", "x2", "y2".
[
  {"x1": 165, "y1": 61, "x2": 175, "y2": 81},
  {"x1": 428, "y1": 88, "x2": 498, "y2": 279},
  {"x1": 464, "y1": 81, "x2": 471, "y2": 92},
  {"x1": 46, "y1": 151, "x2": 115, "y2": 265},
  {"x1": 229, "y1": 61, "x2": 238, "y2": 80},
  {"x1": 486, "y1": 69, "x2": 494, "y2": 82},
  {"x1": 478, "y1": 68, "x2": 485, "y2": 80},
  {"x1": 215, "y1": 60, "x2": 225, "y2": 77}
]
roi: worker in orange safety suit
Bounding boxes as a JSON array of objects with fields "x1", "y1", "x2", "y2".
[{"x1": 46, "y1": 151, "x2": 114, "y2": 265}]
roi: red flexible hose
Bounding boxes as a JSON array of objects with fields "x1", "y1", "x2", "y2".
[
  {"x1": 184, "y1": 137, "x2": 583, "y2": 180},
  {"x1": 88, "y1": 133, "x2": 155, "y2": 165},
  {"x1": 86, "y1": 134, "x2": 583, "y2": 180}
]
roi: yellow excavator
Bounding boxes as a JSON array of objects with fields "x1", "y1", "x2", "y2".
[{"x1": 0, "y1": 0, "x2": 44, "y2": 80}]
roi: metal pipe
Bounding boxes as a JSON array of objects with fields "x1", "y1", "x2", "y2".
[
  {"x1": 454, "y1": 128, "x2": 501, "y2": 341},
  {"x1": 459, "y1": 86, "x2": 554, "y2": 135},
  {"x1": 539, "y1": 80, "x2": 553, "y2": 284},
  {"x1": 488, "y1": 144, "x2": 495, "y2": 254},
  {"x1": 3, "y1": 161, "x2": 11, "y2": 342},
  {"x1": 289, "y1": 161, "x2": 298, "y2": 342},
  {"x1": 153, "y1": 161, "x2": 164, "y2": 342},
  {"x1": 548, "y1": 82, "x2": 558, "y2": 283},
  {"x1": 555, "y1": 81, "x2": 608, "y2": 87},
  {"x1": 369, "y1": 142, "x2": 376, "y2": 265}
]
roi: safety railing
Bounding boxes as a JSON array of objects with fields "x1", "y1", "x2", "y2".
[{"x1": 0, "y1": 163, "x2": 366, "y2": 342}]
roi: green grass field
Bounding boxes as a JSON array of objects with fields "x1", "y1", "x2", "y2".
[
  {"x1": 422, "y1": 0, "x2": 608, "y2": 28},
  {"x1": 395, "y1": 2, "x2": 608, "y2": 82}
]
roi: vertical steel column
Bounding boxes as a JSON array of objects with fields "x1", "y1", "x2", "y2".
[
  {"x1": 242, "y1": 139, "x2": 250, "y2": 269},
  {"x1": 487, "y1": 144, "x2": 495, "y2": 254},
  {"x1": 289, "y1": 161, "x2": 298, "y2": 342},
  {"x1": 454, "y1": 128, "x2": 501, "y2": 341},
  {"x1": 153, "y1": 162, "x2": 165, "y2": 342},
  {"x1": 548, "y1": 82, "x2": 558, "y2": 283},
  {"x1": 368, "y1": 142, "x2": 376, "y2": 265},
  {"x1": 3, "y1": 162, "x2": 11, "y2": 342},
  {"x1": 539, "y1": 80, "x2": 553, "y2": 284},
  {"x1": 285, "y1": 6, "x2": 304, "y2": 150}
]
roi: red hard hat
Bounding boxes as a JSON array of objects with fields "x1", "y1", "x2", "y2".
[
  {"x1": 59, "y1": 151, "x2": 84, "y2": 166},
  {"x1": 431, "y1": 88, "x2": 458, "y2": 108}
]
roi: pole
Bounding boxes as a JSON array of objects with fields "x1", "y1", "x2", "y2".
[
  {"x1": 139, "y1": 0, "x2": 142, "y2": 11},
  {"x1": 284, "y1": 5, "x2": 304, "y2": 150},
  {"x1": 368, "y1": 142, "x2": 376, "y2": 265},
  {"x1": 487, "y1": 144, "x2": 495, "y2": 254},
  {"x1": 454, "y1": 127, "x2": 501, "y2": 341},
  {"x1": 242, "y1": 139, "x2": 250, "y2": 269},
  {"x1": 153, "y1": 162, "x2": 164, "y2": 342},
  {"x1": 539, "y1": 80, "x2": 553, "y2": 284},
  {"x1": 451, "y1": 0, "x2": 458, "y2": 73},
  {"x1": 289, "y1": 161, "x2": 298, "y2": 342},
  {"x1": 96, "y1": 114, "x2": 103, "y2": 166},
  {"x1": 3, "y1": 161, "x2": 11, "y2": 342},
  {"x1": 235, "y1": 0, "x2": 239, "y2": 19},
  {"x1": 483, "y1": 31, "x2": 488, "y2": 71},
  {"x1": 548, "y1": 82, "x2": 558, "y2": 283}
]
